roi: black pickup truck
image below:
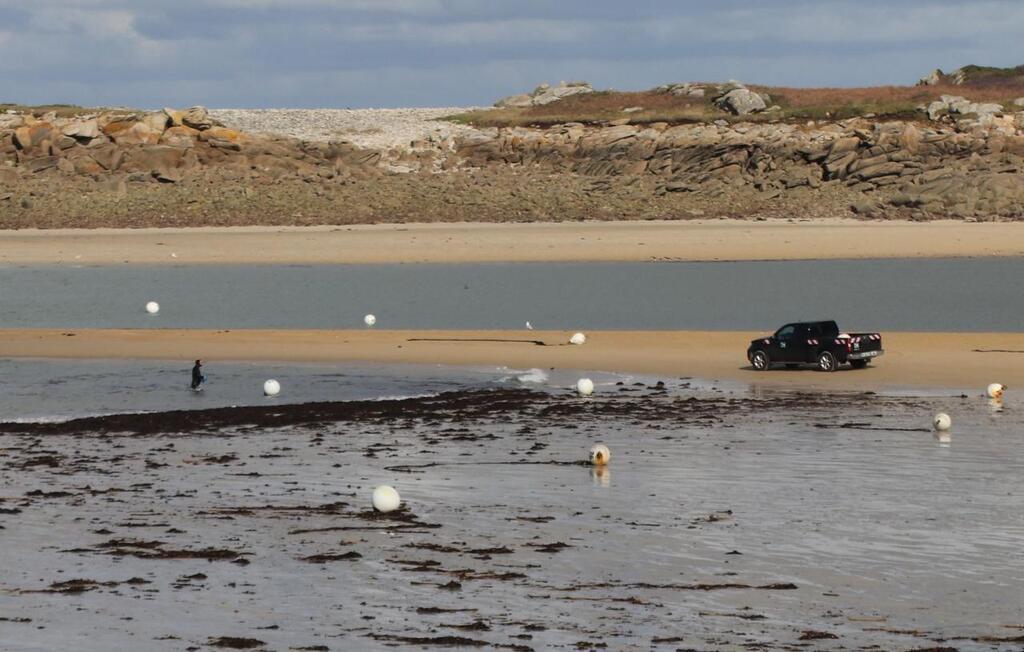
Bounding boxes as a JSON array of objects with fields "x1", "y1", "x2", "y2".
[{"x1": 747, "y1": 320, "x2": 883, "y2": 372}]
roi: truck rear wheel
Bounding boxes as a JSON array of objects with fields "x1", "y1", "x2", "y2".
[
  {"x1": 817, "y1": 351, "x2": 838, "y2": 372},
  {"x1": 850, "y1": 359, "x2": 869, "y2": 369},
  {"x1": 751, "y1": 349, "x2": 770, "y2": 371}
]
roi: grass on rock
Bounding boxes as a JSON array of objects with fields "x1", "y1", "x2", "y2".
[
  {"x1": 0, "y1": 103, "x2": 106, "y2": 118},
  {"x1": 446, "y1": 82, "x2": 1024, "y2": 128}
]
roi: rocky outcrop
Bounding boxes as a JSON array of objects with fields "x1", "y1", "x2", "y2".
[
  {"x1": 711, "y1": 82, "x2": 771, "y2": 116},
  {"x1": 494, "y1": 81, "x2": 594, "y2": 108},
  {"x1": 653, "y1": 82, "x2": 707, "y2": 98},
  {"x1": 924, "y1": 95, "x2": 1004, "y2": 121},
  {"x1": 918, "y1": 69, "x2": 944, "y2": 86},
  {"x1": 441, "y1": 112, "x2": 1024, "y2": 219},
  {"x1": 0, "y1": 106, "x2": 383, "y2": 190},
  {"x1": 5, "y1": 97, "x2": 1024, "y2": 226},
  {"x1": 182, "y1": 105, "x2": 216, "y2": 130},
  {"x1": 892, "y1": 171, "x2": 1024, "y2": 217},
  {"x1": 918, "y1": 64, "x2": 1024, "y2": 87}
]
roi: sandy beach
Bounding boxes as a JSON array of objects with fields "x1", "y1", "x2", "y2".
[
  {"x1": 4, "y1": 219, "x2": 1024, "y2": 265},
  {"x1": 3, "y1": 328, "x2": 1021, "y2": 391}
]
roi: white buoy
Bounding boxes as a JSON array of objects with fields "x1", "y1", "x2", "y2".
[
  {"x1": 145, "y1": 301, "x2": 160, "y2": 314},
  {"x1": 364, "y1": 314, "x2": 377, "y2": 327},
  {"x1": 570, "y1": 332, "x2": 587, "y2": 345},
  {"x1": 263, "y1": 379, "x2": 281, "y2": 397},
  {"x1": 372, "y1": 485, "x2": 401, "y2": 513},
  {"x1": 589, "y1": 443, "x2": 611, "y2": 466},
  {"x1": 525, "y1": 321, "x2": 534, "y2": 330},
  {"x1": 933, "y1": 412, "x2": 951, "y2": 432},
  {"x1": 986, "y1": 383, "x2": 1005, "y2": 400},
  {"x1": 576, "y1": 378, "x2": 595, "y2": 396}
]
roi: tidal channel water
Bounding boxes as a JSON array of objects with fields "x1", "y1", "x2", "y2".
[{"x1": 2, "y1": 258, "x2": 1023, "y2": 331}]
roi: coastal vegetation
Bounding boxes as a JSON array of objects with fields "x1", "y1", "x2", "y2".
[{"x1": 448, "y1": 80, "x2": 1024, "y2": 128}]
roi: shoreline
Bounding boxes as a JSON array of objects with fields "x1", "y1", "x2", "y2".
[
  {"x1": 3, "y1": 328, "x2": 1021, "y2": 392},
  {"x1": 4, "y1": 219, "x2": 1024, "y2": 265}
]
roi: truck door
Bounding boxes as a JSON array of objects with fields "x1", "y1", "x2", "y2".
[
  {"x1": 772, "y1": 324, "x2": 798, "y2": 362},
  {"x1": 800, "y1": 323, "x2": 821, "y2": 363}
]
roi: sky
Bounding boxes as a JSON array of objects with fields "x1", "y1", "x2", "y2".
[{"x1": 0, "y1": 0, "x2": 1021, "y2": 109}]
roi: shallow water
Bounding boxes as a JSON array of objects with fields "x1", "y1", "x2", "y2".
[
  {"x1": 1, "y1": 381, "x2": 1021, "y2": 651},
  {"x1": 0, "y1": 359, "x2": 629, "y2": 423},
  {"x1": 3, "y1": 258, "x2": 1024, "y2": 331}
]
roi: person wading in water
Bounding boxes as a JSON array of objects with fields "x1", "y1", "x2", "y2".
[{"x1": 191, "y1": 359, "x2": 206, "y2": 390}]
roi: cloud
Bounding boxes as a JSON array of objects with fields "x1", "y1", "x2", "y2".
[
  {"x1": 341, "y1": 18, "x2": 592, "y2": 46},
  {"x1": 0, "y1": 0, "x2": 1021, "y2": 107},
  {"x1": 28, "y1": 7, "x2": 137, "y2": 39},
  {"x1": 204, "y1": 0, "x2": 443, "y2": 10}
]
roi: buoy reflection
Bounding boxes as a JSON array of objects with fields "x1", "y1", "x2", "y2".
[{"x1": 590, "y1": 465, "x2": 611, "y2": 487}]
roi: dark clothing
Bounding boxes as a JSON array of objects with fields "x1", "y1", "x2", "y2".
[{"x1": 191, "y1": 363, "x2": 204, "y2": 389}]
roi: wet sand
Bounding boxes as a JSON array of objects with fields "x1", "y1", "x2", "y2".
[
  {"x1": 1, "y1": 386, "x2": 1021, "y2": 651},
  {"x1": 3, "y1": 328, "x2": 1023, "y2": 391},
  {"x1": 4, "y1": 219, "x2": 1024, "y2": 265}
]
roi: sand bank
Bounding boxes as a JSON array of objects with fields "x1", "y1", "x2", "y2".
[
  {"x1": 3, "y1": 219, "x2": 1024, "y2": 265},
  {"x1": 3, "y1": 329, "x2": 1021, "y2": 391}
]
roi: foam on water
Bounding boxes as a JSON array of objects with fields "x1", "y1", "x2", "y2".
[
  {"x1": 4, "y1": 414, "x2": 85, "y2": 425},
  {"x1": 513, "y1": 367, "x2": 549, "y2": 384},
  {"x1": 366, "y1": 392, "x2": 444, "y2": 402}
]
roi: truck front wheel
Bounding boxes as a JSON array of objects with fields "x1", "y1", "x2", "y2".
[
  {"x1": 817, "y1": 351, "x2": 838, "y2": 372},
  {"x1": 751, "y1": 349, "x2": 770, "y2": 371}
]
